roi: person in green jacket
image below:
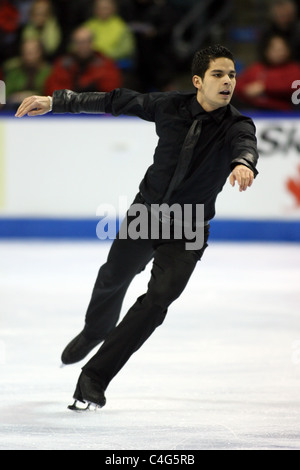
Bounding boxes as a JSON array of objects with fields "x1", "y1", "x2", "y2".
[
  {"x1": 4, "y1": 38, "x2": 51, "y2": 107},
  {"x1": 84, "y1": 0, "x2": 136, "y2": 62},
  {"x1": 21, "y1": 0, "x2": 62, "y2": 59}
]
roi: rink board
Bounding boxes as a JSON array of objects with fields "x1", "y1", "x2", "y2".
[{"x1": 0, "y1": 217, "x2": 300, "y2": 242}]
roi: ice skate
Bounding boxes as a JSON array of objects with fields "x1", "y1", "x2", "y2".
[
  {"x1": 68, "y1": 372, "x2": 106, "y2": 412},
  {"x1": 61, "y1": 331, "x2": 101, "y2": 365}
]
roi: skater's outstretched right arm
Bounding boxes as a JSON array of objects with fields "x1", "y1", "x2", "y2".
[
  {"x1": 15, "y1": 89, "x2": 163, "y2": 122},
  {"x1": 15, "y1": 91, "x2": 106, "y2": 118}
]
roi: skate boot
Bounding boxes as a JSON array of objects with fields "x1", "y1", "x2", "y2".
[
  {"x1": 68, "y1": 372, "x2": 106, "y2": 411},
  {"x1": 61, "y1": 331, "x2": 101, "y2": 365}
]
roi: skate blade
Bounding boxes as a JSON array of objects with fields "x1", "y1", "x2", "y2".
[{"x1": 68, "y1": 400, "x2": 101, "y2": 412}]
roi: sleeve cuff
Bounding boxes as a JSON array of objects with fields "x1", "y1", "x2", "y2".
[{"x1": 230, "y1": 158, "x2": 259, "y2": 177}]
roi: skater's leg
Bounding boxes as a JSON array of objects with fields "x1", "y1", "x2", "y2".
[
  {"x1": 62, "y1": 207, "x2": 154, "y2": 364},
  {"x1": 83, "y1": 233, "x2": 154, "y2": 340},
  {"x1": 82, "y1": 230, "x2": 209, "y2": 390}
]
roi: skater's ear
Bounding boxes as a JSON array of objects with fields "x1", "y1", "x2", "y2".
[{"x1": 192, "y1": 75, "x2": 203, "y2": 91}]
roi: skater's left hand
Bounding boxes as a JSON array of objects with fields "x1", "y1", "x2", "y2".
[{"x1": 230, "y1": 165, "x2": 254, "y2": 192}]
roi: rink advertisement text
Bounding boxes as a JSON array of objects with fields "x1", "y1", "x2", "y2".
[
  {"x1": 257, "y1": 122, "x2": 300, "y2": 155},
  {"x1": 104, "y1": 453, "x2": 196, "y2": 467}
]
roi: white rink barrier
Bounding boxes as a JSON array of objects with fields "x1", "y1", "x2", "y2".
[{"x1": 0, "y1": 113, "x2": 299, "y2": 241}]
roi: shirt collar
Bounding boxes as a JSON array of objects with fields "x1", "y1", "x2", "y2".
[{"x1": 190, "y1": 95, "x2": 228, "y2": 123}]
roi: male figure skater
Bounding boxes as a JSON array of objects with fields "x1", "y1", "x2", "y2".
[{"x1": 16, "y1": 45, "x2": 259, "y2": 410}]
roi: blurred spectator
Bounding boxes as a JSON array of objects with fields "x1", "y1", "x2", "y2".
[
  {"x1": 4, "y1": 38, "x2": 51, "y2": 108},
  {"x1": 45, "y1": 26, "x2": 122, "y2": 95},
  {"x1": 259, "y1": 0, "x2": 300, "y2": 61},
  {"x1": 21, "y1": 0, "x2": 62, "y2": 59},
  {"x1": 0, "y1": 0, "x2": 21, "y2": 63},
  {"x1": 120, "y1": 0, "x2": 178, "y2": 92},
  {"x1": 51, "y1": 0, "x2": 94, "y2": 50},
  {"x1": 83, "y1": 0, "x2": 136, "y2": 62},
  {"x1": 235, "y1": 34, "x2": 300, "y2": 111}
]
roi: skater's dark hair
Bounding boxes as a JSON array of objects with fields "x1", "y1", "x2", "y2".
[{"x1": 192, "y1": 45, "x2": 235, "y2": 80}]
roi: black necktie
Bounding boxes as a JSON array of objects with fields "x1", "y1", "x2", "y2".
[{"x1": 162, "y1": 119, "x2": 203, "y2": 203}]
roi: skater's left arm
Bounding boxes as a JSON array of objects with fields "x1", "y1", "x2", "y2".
[{"x1": 228, "y1": 119, "x2": 259, "y2": 192}]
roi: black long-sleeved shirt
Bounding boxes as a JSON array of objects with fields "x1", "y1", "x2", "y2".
[{"x1": 53, "y1": 88, "x2": 259, "y2": 221}]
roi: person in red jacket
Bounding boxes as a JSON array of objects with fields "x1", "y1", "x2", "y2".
[
  {"x1": 235, "y1": 34, "x2": 300, "y2": 111},
  {"x1": 45, "y1": 26, "x2": 122, "y2": 95}
]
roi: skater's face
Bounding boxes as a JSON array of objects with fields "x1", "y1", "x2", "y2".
[{"x1": 192, "y1": 57, "x2": 236, "y2": 112}]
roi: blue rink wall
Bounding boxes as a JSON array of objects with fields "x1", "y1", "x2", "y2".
[
  {"x1": 0, "y1": 217, "x2": 300, "y2": 242},
  {"x1": 0, "y1": 112, "x2": 300, "y2": 242}
]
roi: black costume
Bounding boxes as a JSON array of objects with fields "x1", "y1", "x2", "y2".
[{"x1": 53, "y1": 88, "x2": 259, "y2": 398}]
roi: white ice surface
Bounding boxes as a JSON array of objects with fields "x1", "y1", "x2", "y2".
[{"x1": 0, "y1": 241, "x2": 300, "y2": 450}]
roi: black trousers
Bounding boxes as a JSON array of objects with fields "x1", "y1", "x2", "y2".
[{"x1": 82, "y1": 197, "x2": 210, "y2": 390}]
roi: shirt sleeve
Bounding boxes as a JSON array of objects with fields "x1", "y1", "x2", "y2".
[
  {"x1": 104, "y1": 88, "x2": 160, "y2": 121},
  {"x1": 227, "y1": 118, "x2": 259, "y2": 177},
  {"x1": 52, "y1": 89, "x2": 107, "y2": 114},
  {"x1": 52, "y1": 88, "x2": 160, "y2": 122}
]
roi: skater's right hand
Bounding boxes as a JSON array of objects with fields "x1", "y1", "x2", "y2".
[{"x1": 15, "y1": 95, "x2": 52, "y2": 118}]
